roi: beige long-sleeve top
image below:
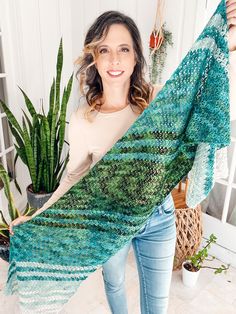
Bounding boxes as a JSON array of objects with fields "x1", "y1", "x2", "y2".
[{"x1": 32, "y1": 101, "x2": 141, "y2": 217}]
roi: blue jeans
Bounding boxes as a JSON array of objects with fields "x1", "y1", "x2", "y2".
[{"x1": 102, "y1": 194, "x2": 176, "y2": 314}]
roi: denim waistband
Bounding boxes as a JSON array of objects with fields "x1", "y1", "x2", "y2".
[
  {"x1": 152, "y1": 193, "x2": 174, "y2": 215},
  {"x1": 137, "y1": 194, "x2": 175, "y2": 234}
]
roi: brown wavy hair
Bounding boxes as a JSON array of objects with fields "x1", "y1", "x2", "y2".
[{"x1": 75, "y1": 11, "x2": 153, "y2": 120}]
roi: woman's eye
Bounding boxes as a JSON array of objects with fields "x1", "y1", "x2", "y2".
[
  {"x1": 99, "y1": 48, "x2": 108, "y2": 54},
  {"x1": 121, "y1": 47, "x2": 129, "y2": 52}
]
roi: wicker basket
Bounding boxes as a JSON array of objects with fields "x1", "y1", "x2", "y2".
[{"x1": 171, "y1": 179, "x2": 203, "y2": 270}]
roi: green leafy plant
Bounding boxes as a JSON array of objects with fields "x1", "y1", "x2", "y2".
[
  {"x1": 185, "y1": 233, "x2": 230, "y2": 274},
  {"x1": 0, "y1": 163, "x2": 36, "y2": 245},
  {"x1": 149, "y1": 23, "x2": 173, "y2": 84},
  {"x1": 0, "y1": 38, "x2": 73, "y2": 194}
]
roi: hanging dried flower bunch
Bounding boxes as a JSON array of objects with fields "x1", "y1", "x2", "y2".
[{"x1": 149, "y1": 0, "x2": 173, "y2": 84}]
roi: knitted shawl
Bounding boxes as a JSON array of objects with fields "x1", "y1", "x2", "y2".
[{"x1": 5, "y1": 1, "x2": 230, "y2": 313}]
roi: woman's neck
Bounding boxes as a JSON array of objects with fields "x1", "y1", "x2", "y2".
[{"x1": 100, "y1": 82, "x2": 130, "y2": 111}]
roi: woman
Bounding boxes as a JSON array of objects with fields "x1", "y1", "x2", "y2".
[{"x1": 9, "y1": 1, "x2": 236, "y2": 313}]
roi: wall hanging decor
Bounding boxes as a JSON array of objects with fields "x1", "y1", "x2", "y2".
[{"x1": 149, "y1": 0, "x2": 173, "y2": 84}]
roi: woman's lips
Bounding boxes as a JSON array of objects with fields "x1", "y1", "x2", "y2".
[{"x1": 107, "y1": 70, "x2": 124, "y2": 78}]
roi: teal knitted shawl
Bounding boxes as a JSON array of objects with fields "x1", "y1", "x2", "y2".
[{"x1": 5, "y1": 1, "x2": 230, "y2": 313}]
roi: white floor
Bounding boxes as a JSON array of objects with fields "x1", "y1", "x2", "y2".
[{"x1": 0, "y1": 251, "x2": 236, "y2": 314}]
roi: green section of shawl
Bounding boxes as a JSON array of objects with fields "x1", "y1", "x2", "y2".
[{"x1": 5, "y1": 1, "x2": 230, "y2": 313}]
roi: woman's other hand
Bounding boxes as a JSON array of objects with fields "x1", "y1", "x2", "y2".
[
  {"x1": 9, "y1": 216, "x2": 32, "y2": 236},
  {"x1": 227, "y1": 0, "x2": 236, "y2": 51}
]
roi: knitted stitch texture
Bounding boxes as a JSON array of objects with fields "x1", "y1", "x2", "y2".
[{"x1": 5, "y1": 1, "x2": 230, "y2": 313}]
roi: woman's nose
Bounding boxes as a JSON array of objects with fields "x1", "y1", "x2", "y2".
[{"x1": 109, "y1": 52, "x2": 120, "y2": 65}]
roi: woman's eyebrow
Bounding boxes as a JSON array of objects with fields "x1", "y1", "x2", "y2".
[
  {"x1": 119, "y1": 43, "x2": 131, "y2": 47},
  {"x1": 98, "y1": 43, "x2": 131, "y2": 48}
]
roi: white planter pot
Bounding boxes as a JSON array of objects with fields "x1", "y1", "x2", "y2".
[{"x1": 182, "y1": 261, "x2": 201, "y2": 287}]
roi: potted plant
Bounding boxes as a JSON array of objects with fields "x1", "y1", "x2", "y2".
[
  {"x1": 182, "y1": 233, "x2": 229, "y2": 287},
  {"x1": 0, "y1": 38, "x2": 73, "y2": 209},
  {"x1": 0, "y1": 164, "x2": 36, "y2": 262}
]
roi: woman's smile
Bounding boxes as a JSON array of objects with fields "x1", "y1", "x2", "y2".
[{"x1": 107, "y1": 70, "x2": 124, "y2": 77}]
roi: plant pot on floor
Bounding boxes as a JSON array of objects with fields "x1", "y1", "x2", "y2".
[
  {"x1": 181, "y1": 234, "x2": 229, "y2": 288},
  {"x1": 182, "y1": 261, "x2": 201, "y2": 287},
  {"x1": 26, "y1": 184, "x2": 53, "y2": 210},
  {"x1": 0, "y1": 238, "x2": 10, "y2": 262}
]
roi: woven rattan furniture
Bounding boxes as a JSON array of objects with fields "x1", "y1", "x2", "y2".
[{"x1": 172, "y1": 179, "x2": 203, "y2": 270}]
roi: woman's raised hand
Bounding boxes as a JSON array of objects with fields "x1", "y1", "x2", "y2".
[{"x1": 9, "y1": 216, "x2": 32, "y2": 236}]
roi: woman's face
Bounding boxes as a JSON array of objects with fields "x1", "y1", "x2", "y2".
[{"x1": 95, "y1": 24, "x2": 136, "y2": 87}]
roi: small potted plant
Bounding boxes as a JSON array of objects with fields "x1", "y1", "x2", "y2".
[
  {"x1": 182, "y1": 233, "x2": 229, "y2": 287},
  {"x1": 0, "y1": 164, "x2": 36, "y2": 262},
  {"x1": 0, "y1": 38, "x2": 73, "y2": 209}
]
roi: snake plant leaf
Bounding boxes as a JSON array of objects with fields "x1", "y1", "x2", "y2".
[
  {"x1": 41, "y1": 100, "x2": 46, "y2": 117},
  {"x1": 48, "y1": 39, "x2": 63, "y2": 189},
  {"x1": 13, "y1": 177, "x2": 22, "y2": 195},
  {"x1": 38, "y1": 117, "x2": 49, "y2": 191},
  {"x1": 43, "y1": 163, "x2": 50, "y2": 192},
  {"x1": 48, "y1": 78, "x2": 56, "y2": 128},
  {"x1": 22, "y1": 203, "x2": 37, "y2": 216},
  {"x1": 32, "y1": 115, "x2": 41, "y2": 158},
  {"x1": 0, "y1": 230, "x2": 9, "y2": 239},
  {"x1": 0, "y1": 224, "x2": 8, "y2": 230},
  {"x1": 18, "y1": 86, "x2": 37, "y2": 118},
  {"x1": 55, "y1": 38, "x2": 63, "y2": 107},
  {"x1": 36, "y1": 161, "x2": 43, "y2": 192},
  {"x1": 43, "y1": 117, "x2": 51, "y2": 161},
  {"x1": 9, "y1": 124, "x2": 24, "y2": 152},
  {"x1": 53, "y1": 137, "x2": 59, "y2": 173},
  {"x1": 41, "y1": 117, "x2": 51, "y2": 191},
  {"x1": 0, "y1": 164, "x2": 11, "y2": 199},
  {"x1": 22, "y1": 118, "x2": 37, "y2": 191},
  {"x1": 58, "y1": 73, "x2": 73, "y2": 157},
  {"x1": 8, "y1": 191, "x2": 21, "y2": 221},
  {"x1": 0, "y1": 164, "x2": 20, "y2": 220},
  {"x1": 50, "y1": 99, "x2": 60, "y2": 189},
  {"x1": 0, "y1": 100, "x2": 24, "y2": 138},
  {"x1": 54, "y1": 153, "x2": 69, "y2": 190},
  {"x1": 58, "y1": 87, "x2": 67, "y2": 158},
  {"x1": 0, "y1": 210, "x2": 8, "y2": 226},
  {"x1": 40, "y1": 119, "x2": 47, "y2": 161},
  {"x1": 22, "y1": 206, "x2": 31, "y2": 216},
  {"x1": 15, "y1": 145, "x2": 27, "y2": 166},
  {"x1": 13, "y1": 155, "x2": 22, "y2": 196},
  {"x1": 22, "y1": 109, "x2": 33, "y2": 135}
]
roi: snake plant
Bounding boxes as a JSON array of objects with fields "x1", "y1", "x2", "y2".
[
  {"x1": 0, "y1": 38, "x2": 73, "y2": 193},
  {"x1": 0, "y1": 163, "x2": 36, "y2": 244}
]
